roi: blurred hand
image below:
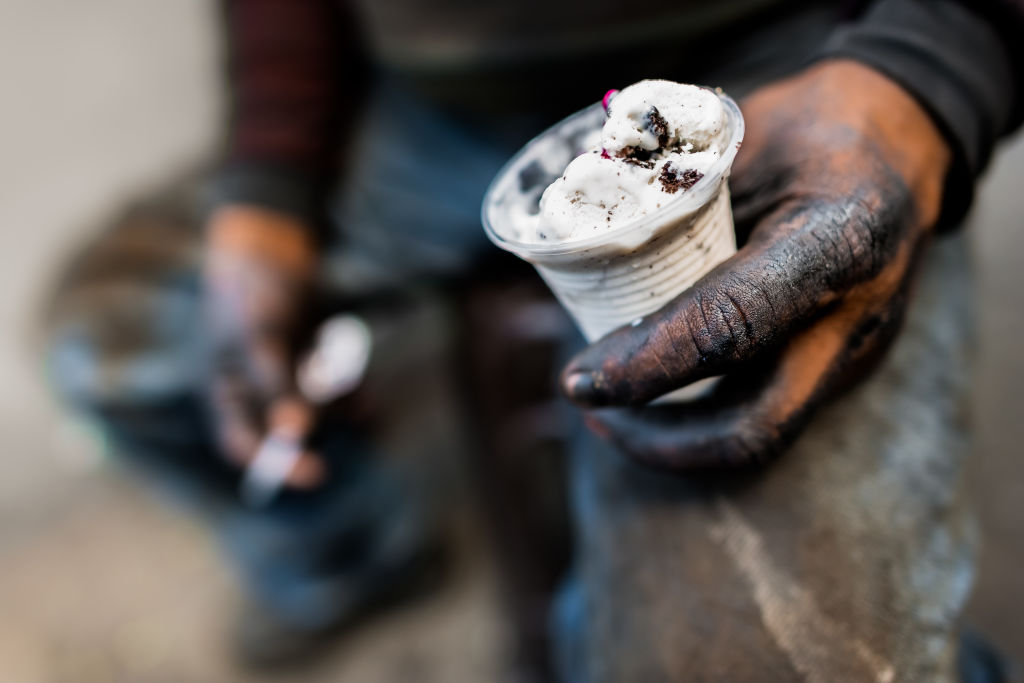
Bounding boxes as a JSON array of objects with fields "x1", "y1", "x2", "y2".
[
  {"x1": 204, "y1": 205, "x2": 325, "y2": 488},
  {"x1": 560, "y1": 60, "x2": 951, "y2": 470}
]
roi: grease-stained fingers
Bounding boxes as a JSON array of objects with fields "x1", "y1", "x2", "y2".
[
  {"x1": 581, "y1": 281, "x2": 909, "y2": 471},
  {"x1": 582, "y1": 359, "x2": 782, "y2": 470}
]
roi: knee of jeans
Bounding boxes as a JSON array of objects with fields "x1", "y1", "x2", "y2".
[
  {"x1": 46, "y1": 288, "x2": 202, "y2": 408},
  {"x1": 43, "y1": 198, "x2": 205, "y2": 409}
]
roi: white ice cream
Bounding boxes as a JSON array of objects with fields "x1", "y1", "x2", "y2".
[
  {"x1": 601, "y1": 79, "x2": 727, "y2": 155},
  {"x1": 533, "y1": 80, "x2": 727, "y2": 243}
]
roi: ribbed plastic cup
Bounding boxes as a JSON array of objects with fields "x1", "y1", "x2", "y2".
[
  {"x1": 483, "y1": 91, "x2": 742, "y2": 339},
  {"x1": 482, "y1": 90, "x2": 744, "y2": 400}
]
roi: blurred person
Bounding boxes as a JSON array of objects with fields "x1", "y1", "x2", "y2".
[{"x1": 43, "y1": 1, "x2": 1023, "y2": 682}]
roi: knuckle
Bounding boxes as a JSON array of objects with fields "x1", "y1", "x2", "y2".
[
  {"x1": 689, "y1": 282, "x2": 767, "y2": 364},
  {"x1": 786, "y1": 178, "x2": 913, "y2": 297},
  {"x1": 693, "y1": 290, "x2": 738, "y2": 360}
]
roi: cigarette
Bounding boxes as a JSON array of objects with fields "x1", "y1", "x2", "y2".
[
  {"x1": 239, "y1": 434, "x2": 303, "y2": 508},
  {"x1": 237, "y1": 314, "x2": 373, "y2": 508}
]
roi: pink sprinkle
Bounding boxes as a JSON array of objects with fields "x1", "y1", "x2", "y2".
[
  {"x1": 600, "y1": 149, "x2": 611, "y2": 159},
  {"x1": 602, "y1": 89, "x2": 619, "y2": 111}
]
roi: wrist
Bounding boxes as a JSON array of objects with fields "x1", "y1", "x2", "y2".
[
  {"x1": 206, "y1": 205, "x2": 318, "y2": 279},
  {"x1": 808, "y1": 60, "x2": 952, "y2": 230}
]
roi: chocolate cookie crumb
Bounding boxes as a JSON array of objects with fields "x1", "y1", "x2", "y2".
[
  {"x1": 623, "y1": 157, "x2": 655, "y2": 169},
  {"x1": 644, "y1": 106, "x2": 670, "y2": 148},
  {"x1": 658, "y1": 165, "x2": 704, "y2": 194}
]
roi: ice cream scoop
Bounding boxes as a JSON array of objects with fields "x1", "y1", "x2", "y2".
[{"x1": 530, "y1": 80, "x2": 728, "y2": 242}]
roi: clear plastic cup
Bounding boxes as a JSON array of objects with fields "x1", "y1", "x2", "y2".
[
  {"x1": 481, "y1": 89, "x2": 744, "y2": 399},
  {"x1": 482, "y1": 91, "x2": 743, "y2": 341}
]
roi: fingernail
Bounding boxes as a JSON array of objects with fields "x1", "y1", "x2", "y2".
[{"x1": 563, "y1": 371, "x2": 600, "y2": 404}]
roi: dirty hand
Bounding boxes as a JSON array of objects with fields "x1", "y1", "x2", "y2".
[
  {"x1": 560, "y1": 60, "x2": 952, "y2": 470},
  {"x1": 203, "y1": 205, "x2": 325, "y2": 488}
]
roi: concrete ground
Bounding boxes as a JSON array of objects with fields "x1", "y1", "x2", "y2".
[{"x1": 0, "y1": 2, "x2": 1020, "y2": 681}]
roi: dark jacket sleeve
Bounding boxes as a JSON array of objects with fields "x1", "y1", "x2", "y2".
[
  {"x1": 820, "y1": 0, "x2": 1024, "y2": 225},
  {"x1": 209, "y1": 0, "x2": 361, "y2": 233}
]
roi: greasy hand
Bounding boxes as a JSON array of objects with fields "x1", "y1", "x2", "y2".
[
  {"x1": 204, "y1": 206, "x2": 325, "y2": 488},
  {"x1": 560, "y1": 60, "x2": 951, "y2": 470}
]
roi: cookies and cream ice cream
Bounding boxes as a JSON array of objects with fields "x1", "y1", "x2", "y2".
[
  {"x1": 533, "y1": 80, "x2": 728, "y2": 243},
  {"x1": 482, "y1": 79, "x2": 744, "y2": 360}
]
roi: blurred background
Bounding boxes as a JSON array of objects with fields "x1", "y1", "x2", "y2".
[{"x1": 0, "y1": 1, "x2": 1020, "y2": 681}]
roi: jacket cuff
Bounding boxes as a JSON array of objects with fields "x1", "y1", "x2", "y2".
[{"x1": 205, "y1": 162, "x2": 330, "y2": 238}]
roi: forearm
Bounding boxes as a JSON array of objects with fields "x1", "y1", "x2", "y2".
[
  {"x1": 821, "y1": 0, "x2": 1024, "y2": 225},
  {"x1": 211, "y1": 0, "x2": 365, "y2": 233}
]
